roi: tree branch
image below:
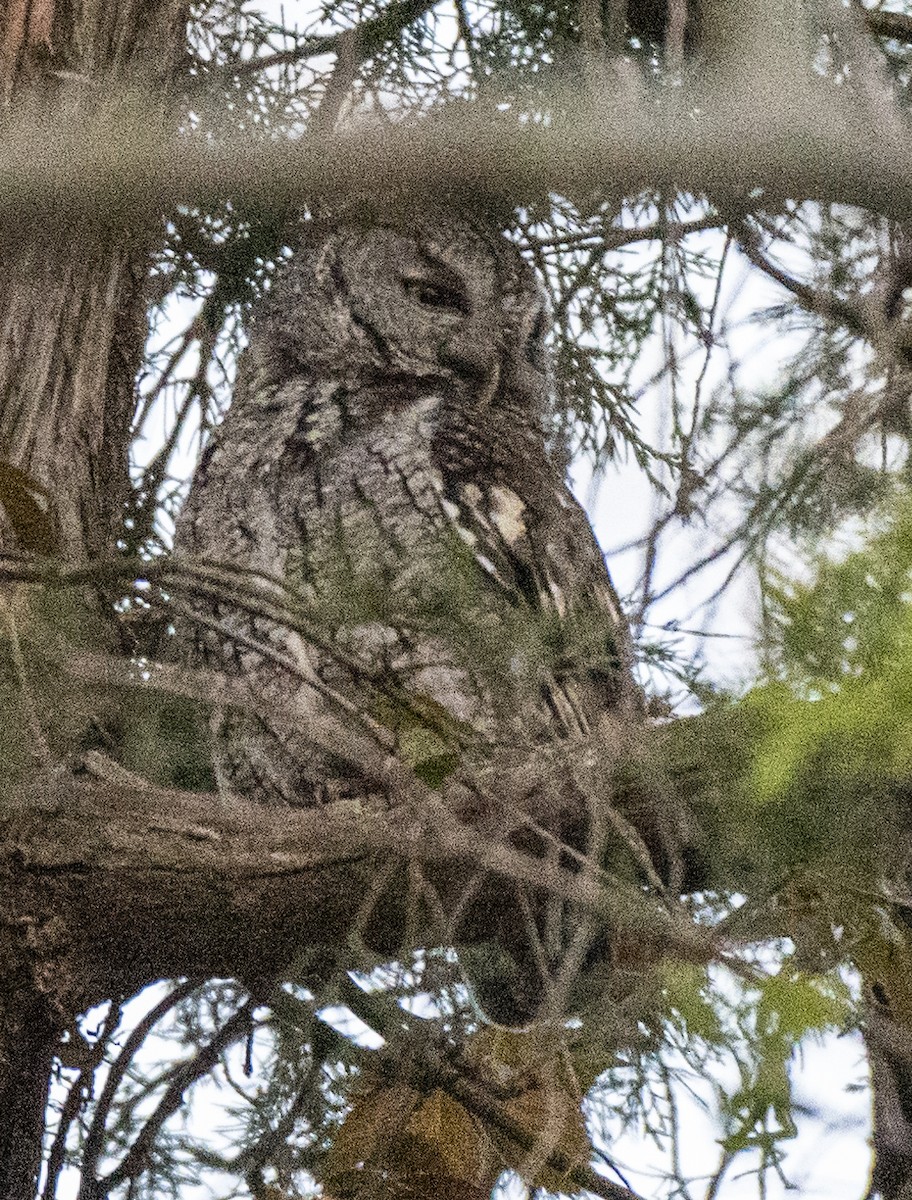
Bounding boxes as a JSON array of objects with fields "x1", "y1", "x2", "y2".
[
  {"x1": 0, "y1": 755, "x2": 712, "y2": 1012},
  {"x1": 7, "y1": 72, "x2": 912, "y2": 232},
  {"x1": 101, "y1": 997, "x2": 258, "y2": 1192},
  {"x1": 868, "y1": 9, "x2": 912, "y2": 45},
  {"x1": 78, "y1": 982, "x2": 200, "y2": 1196},
  {"x1": 198, "y1": 0, "x2": 438, "y2": 84}
]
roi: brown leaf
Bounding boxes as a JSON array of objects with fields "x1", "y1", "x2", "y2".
[
  {"x1": 501, "y1": 1081, "x2": 589, "y2": 1190},
  {"x1": 466, "y1": 1027, "x2": 590, "y2": 1189},
  {"x1": 404, "y1": 1088, "x2": 493, "y2": 1184},
  {"x1": 0, "y1": 460, "x2": 58, "y2": 555},
  {"x1": 325, "y1": 1081, "x2": 421, "y2": 1181},
  {"x1": 325, "y1": 1080, "x2": 499, "y2": 1198}
]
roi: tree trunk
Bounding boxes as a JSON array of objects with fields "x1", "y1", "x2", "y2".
[
  {"x1": 0, "y1": 238, "x2": 147, "y2": 559},
  {"x1": 0, "y1": 3, "x2": 189, "y2": 1195},
  {"x1": 0, "y1": 0, "x2": 189, "y2": 559},
  {"x1": 0, "y1": 982, "x2": 58, "y2": 1200}
]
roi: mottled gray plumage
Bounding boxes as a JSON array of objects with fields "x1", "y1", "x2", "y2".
[{"x1": 174, "y1": 206, "x2": 656, "y2": 1019}]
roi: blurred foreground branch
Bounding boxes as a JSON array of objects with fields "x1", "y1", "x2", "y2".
[{"x1": 8, "y1": 71, "x2": 912, "y2": 231}]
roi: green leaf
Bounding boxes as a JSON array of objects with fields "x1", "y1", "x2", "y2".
[
  {"x1": 755, "y1": 972, "x2": 849, "y2": 1042},
  {"x1": 659, "y1": 960, "x2": 726, "y2": 1045}
]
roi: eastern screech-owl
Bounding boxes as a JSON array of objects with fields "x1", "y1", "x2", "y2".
[{"x1": 174, "y1": 204, "x2": 666, "y2": 1021}]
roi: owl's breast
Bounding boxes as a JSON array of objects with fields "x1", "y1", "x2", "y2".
[
  {"x1": 274, "y1": 392, "x2": 637, "y2": 737},
  {"x1": 179, "y1": 384, "x2": 637, "y2": 807}
]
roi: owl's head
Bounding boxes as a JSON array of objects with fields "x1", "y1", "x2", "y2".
[{"x1": 252, "y1": 205, "x2": 551, "y2": 419}]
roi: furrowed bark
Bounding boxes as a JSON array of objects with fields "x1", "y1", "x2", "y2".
[{"x1": 0, "y1": 4, "x2": 188, "y2": 1194}]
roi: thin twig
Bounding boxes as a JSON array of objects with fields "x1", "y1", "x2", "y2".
[
  {"x1": 309, "y1": 26, "x2": 363, "y2": 138},
  {"x1": 579, "y1": 0, "x2": 607, "y2": 91},
  {"x1": 200, "y1": 0, "x2": 437, "y2": 85},
  {"x1": 79, "y1": 981, "x2": 203, "y2": 1197},
  {"x1": 43, "y1": 999, "x2": 124, "y2": 1200},
  {"x1": 665, "y1": 0, "x2": 687, "y2": 76},
  {"x1": 101, "y1": 998, "x2": 258, "y2": 1191}
]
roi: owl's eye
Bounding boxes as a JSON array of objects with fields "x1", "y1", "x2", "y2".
[{"x1": 402, "y1": 276, "x2": 469, "y2": 314}]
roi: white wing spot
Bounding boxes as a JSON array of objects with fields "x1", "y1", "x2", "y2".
[
  {"x1": 490, "y1": 486, "x2": 527, "y2": 546},
  {"x1": 304, "y1": 402, "x2": 342, "y2": 448},
  {"x1": 441, "y1": 498, "x2": 478, "y2": 546},
  {"x1": 547, "y1": 575, "x2": 568, "y2": 617}
]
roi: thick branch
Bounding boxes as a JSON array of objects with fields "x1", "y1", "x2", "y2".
[
  {"x1": 6, "y1": 74, "x2": 912, "y2": 232},
  {"x1": 0, "y1": 765, "x2": 712, "y2": 1007}
]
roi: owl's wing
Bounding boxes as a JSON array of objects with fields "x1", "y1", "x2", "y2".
[{"x1": 432, "y1": 469, "x2": 642, "y2": 736}]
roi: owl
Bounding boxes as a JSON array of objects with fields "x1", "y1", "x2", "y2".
[{"x1": 174, "y1": 203, "x2": 675, "y2": 1021}]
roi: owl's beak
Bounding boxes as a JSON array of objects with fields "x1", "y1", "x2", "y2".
[
  {"x1": 438, "y1": 328, "x2": 499, "y2": 381},
  {"x1": 439, "y1": 328, "x2": 545, "y2": 413},
  {"x1": 500, "y1": 352, "x2": 547, "y2": 414}
]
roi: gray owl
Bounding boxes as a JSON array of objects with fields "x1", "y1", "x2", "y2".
[{"x1": 174, "y1": 204, "x2": 672, "y2": 1021}]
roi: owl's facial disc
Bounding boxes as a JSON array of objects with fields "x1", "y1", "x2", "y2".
[
  {"x1": 399, "y1": 253, "x2": 500, "y2": 382},
  {"x1": 373, "y1": 232, "x2": 549, "y2": 412},
  {"x1": 259, "y1": 213, "x2": 550, "y2": 419}
]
